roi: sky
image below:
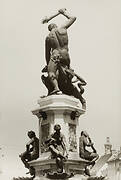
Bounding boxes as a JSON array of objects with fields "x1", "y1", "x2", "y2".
[{"x1": 0, "y1": 0, "x2": 121, "y2": 179}]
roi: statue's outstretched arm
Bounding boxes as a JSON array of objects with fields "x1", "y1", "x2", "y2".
[
  {"x1": 59, "y1": 9, "x2": 76, "y2": 29},
  {"x1": 41, "y1": 9, "x2": 76, "y2": 29}
]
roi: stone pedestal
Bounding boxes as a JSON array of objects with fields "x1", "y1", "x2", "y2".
[{"x1": 29, "y1": 94, "x2": 88, "y2": 179}]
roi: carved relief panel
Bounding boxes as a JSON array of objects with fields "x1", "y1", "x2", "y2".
[
  {"x1": 41, "y1": 123, "x2": 50, "y2": 153},
  {"x1": 69, "y1": 124, "x2": 77, "y2": 152}
]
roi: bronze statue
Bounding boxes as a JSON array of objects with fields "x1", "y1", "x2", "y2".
[
  {"x1": 19, "y1": 131, "x2": 39, "y2": 177},
  {"x1": 41, "y1": 8, "x2": 87, "y2": 109},
  {"x1": 79, "y1": 131, "x2": 99, "y2": 176},
  {"x1": 42, "y1": 8, "x2": 76, "y2": 95},
  {"x1": 45, "y1": 124, "x2": 68, "y2": 173}
]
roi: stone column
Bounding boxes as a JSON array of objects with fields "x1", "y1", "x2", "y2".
[{"x1": 29, "y1": 94, "x2": 88, "y2": 179}]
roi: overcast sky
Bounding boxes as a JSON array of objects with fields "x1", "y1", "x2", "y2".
[{"x1": 0, "y1": 0, "x2": 121, "y2": 179}]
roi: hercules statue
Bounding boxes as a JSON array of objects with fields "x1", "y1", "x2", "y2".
[{"x1": 41, "y1": 8, "x2": 86, "y2": 109}]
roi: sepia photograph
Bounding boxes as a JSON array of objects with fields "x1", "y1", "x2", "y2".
[{"x1": 0, "y1": 0, "x2": 121, "y2": 179}]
